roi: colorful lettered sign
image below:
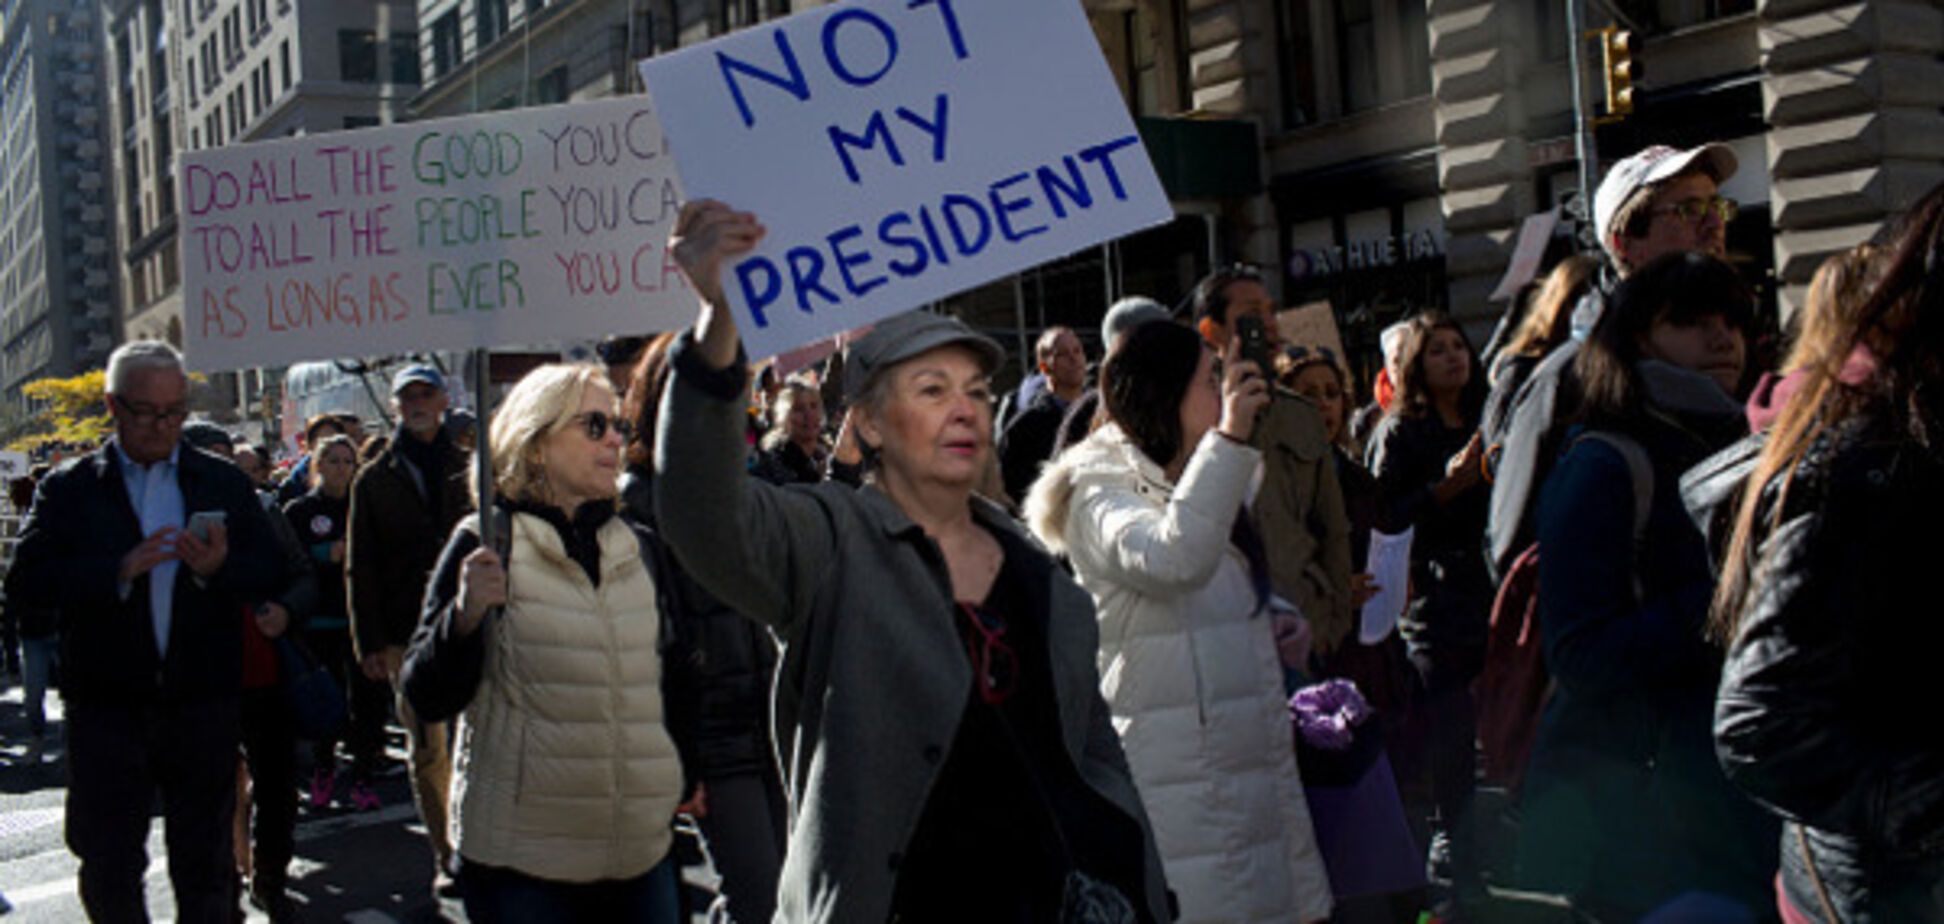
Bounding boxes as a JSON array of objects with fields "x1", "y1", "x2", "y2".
[
  {"x1": 177, "y1": 98, "x2": 695, "y2": 372},
  {"x1": 638, "y1": 0, "x2": 1174, "y2": 359}
]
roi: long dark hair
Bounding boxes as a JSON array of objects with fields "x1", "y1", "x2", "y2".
[
  {"x1": 1101, "y1": 321, "x2": 1203, "y2": 469},
  {"x1": 1571, "y1": 251, "x2": 1753, "y2": 430},
  {"x1": 1391, "y1": 312, "x2": 1486, "y2": 426},
  {"x1": 1714, "y1": 182, "x2": 1944, "y2": 642},
  {"x1": 621, "y1": 332, "x2": 678, "y2": 469},
  {"x1": 1503, "y1": 254, "x2": 1600, "y2": 363}
]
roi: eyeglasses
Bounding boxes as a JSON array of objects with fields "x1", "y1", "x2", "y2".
[
  {"x1": 1652, "y1": 195, "x2": 1739, "y2": 226},
  {"x1": 114, "y1": 397, "x2": 190, "y2": 426},
  {"x1": 568, "y1": 411, "x2": 634, "y2": 442},
  {"x1": 957, "y1": 603, "x2": 1018, "y2": 705}
]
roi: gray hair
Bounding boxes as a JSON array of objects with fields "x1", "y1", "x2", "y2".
[{"x1": 106, "y1": 341, "x2": 186, "y2": 395}]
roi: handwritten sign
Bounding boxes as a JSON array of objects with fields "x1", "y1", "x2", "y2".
[
  {"x1": 638, "y1": 0, "x2": 1173, "y2": 359},
  {"x1": 176, "y1": 98, "x2": 696, "y2": 373},
  {"x1": 1277, "y1": 301, "x2": 1346, "y2": 367}
]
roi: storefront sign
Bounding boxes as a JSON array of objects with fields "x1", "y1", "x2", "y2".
[{"x1": 1287, "y1": 229, "x2": 1443, "y2": 280}]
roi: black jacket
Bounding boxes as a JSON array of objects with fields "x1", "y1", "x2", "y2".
[
  {"x1": 346, "y1": 434, "x2": 472, "y2": 659},
  {"x1": 1697, "y1": 409, "x2": 1944, "y2": 921},
  {"x1": 1365, "y1": 411, "x2": 1493, "y2": 665},
  {"x1": 4, "y1": 439, "x2": 286, "y2": 704},
  {"x1": 997, "y1": 390, "x2": 1069, "y2": 502},
  {"x1": 622, "y1": 467, "x2": 780, "y2": 781}
]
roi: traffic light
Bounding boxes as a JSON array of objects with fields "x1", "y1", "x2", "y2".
[{"x1": 1600, "y1": 26, "x2": 1638, "y2": 118}]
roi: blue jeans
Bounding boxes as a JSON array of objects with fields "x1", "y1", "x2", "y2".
[
  {"x1": 460, "y1": 854, "x2": 680, "y2": 924},
  {"x1": 21, "y1": 635, "x2": 57, "y2": 734}
]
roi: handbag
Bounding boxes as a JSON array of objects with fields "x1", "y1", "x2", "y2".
[{"x1": 275, "y1": 636, "x2": 348, "y2": 740}]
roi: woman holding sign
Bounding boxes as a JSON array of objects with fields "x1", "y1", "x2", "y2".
[
  {"x1": 402, "y1": 364, "x2": 689, "y2": 923},
  {"x1": 655, "y1": 200, "x2": 1170, "y2": 923}
]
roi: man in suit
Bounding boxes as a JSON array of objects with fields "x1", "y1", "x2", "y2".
[
  {"x1": 5, "y1": 341, "x2": 284, "y2": 922},
  {"x1": 347, "y1": 364, "x2": 472, "y2": 895}
]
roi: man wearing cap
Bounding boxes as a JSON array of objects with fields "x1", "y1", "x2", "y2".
[
  {"x1": 6, "y1": 341, "x2": 284, "y2": 922},
  {"x1": 1485, "y1": 142, "x2": 1739, "y2": 579},
  {"x1": 997, "y1": 326, "x2": 1088, "y2": 501},
  {"x1": 1191, "y1": 266, "x2": 1356, "y2": 660},
  {"x1": 346, "y1": 364, "x2": 473, "y2": 894}
]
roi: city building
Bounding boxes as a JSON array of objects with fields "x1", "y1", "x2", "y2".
[
  {"x1": 1069, "y1": 0, "x2": 1943, "y2": 386},
  {"x1": 0, "y1": 0, "x2": 117, "y2": 402},
  {"x1": 100, "y1": 0, "x2": 179, "y2": 350}
]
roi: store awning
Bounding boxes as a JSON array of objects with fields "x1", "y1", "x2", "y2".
[{"x1": 1136, "y1": 116, "x2": 1262, "y2": 200}]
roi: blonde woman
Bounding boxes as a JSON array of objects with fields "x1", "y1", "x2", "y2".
[{"x1": 402, "y1": 364, "x2": 688, "y2": 923}]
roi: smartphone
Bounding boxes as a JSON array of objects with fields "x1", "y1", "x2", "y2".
[
  {"x1": 1233, "y1": 314, "x2": 1276, "y2": 379},
  {"x1": 186, "y1": 510, "x2": 227, "y2": 542}
]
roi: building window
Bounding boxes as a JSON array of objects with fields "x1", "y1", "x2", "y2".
[
  {"x1": 1397, "y1": 0, "x2": 1429, "y2": 98},
  {"x1": 343, "y1": 115, "x2": 380, "y2": 130},
  {"x1": 431, "y1": 12, "x2": 461, "y2": 79},
  {"x1": 630, "y1": 10, "x2": 656, "y2": 57},
  {"x1": 1336, "y1": 0, "x2": 1378, "y2": 114},
  {"x1": 535, "y1": 64, "x2": 568, "y2": 104},
  {"x1": 339, "y1": 29, "x2": 378, "y2": 82},
  {"x1": 1277, "y1": 0, "x2": 1319, "y2": 128},
  {"x1": 478, "y1": 0, "x2": 510, "y2": 48},
  {"x1": 1532, "y1": 0, "x2": 1567, "y2": 61},
  {"x1": 526, "y1": 0, "x2": 547, "y2": 15},
  {"x1": 279, "y1": 39, "x2": 291, "y2": 90},
  {"x1": 391, "y1": 32, "x2": 421, "y2": 84}
]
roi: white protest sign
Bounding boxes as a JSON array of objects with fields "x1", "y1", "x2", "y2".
[
  {"x1": 177, "y1": 98, "x2": 696, "y2": 373},
  {"x1": 0, "y1": 450, "x2": 28, "y2": 479},
  {"x1": 638, "y1": 0, "x2": 1174, "y2": 359}
]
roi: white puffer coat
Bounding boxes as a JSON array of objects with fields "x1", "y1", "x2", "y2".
[
  {"x1": 450, "y1": 511, "x2": 684, "y2": 883},
  {"x1": 1026, "y1": 424, "x2": 1333, "y2": 923}
]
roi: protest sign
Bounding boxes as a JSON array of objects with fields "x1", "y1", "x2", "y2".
[
  {"x1": 1277, "y1": 301, "x2": 1347, "y2": 366},
  {"x1": 177, "y1": 98, "x2": 696, "y2": 373},
  {"x1": 638, "y1": 0, "x2": 1174, "y2": 359}
]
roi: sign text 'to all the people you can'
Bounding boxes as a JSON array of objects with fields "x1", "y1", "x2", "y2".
[
  {"x1": 175, "y1": 98, "x2": 697, "y2": 373},
  {"x1": 638, "y1": 0, "x2": 1175, "y2": 359}
]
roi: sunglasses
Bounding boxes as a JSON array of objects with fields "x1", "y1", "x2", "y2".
[
  {"x1": 568, "y1": 411, "x2": 634, "y2": 442},
  {"x1": 957, "y1": 603, "x2": 1018, "y2": 705}
]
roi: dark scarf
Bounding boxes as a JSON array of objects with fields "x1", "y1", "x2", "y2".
[{"x1": 501, "y1": 495, "x2": 616, "y2": 587}]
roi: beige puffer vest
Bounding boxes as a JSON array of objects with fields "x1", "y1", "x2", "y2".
[{"x1": 450, "y1": 511, "x2": 683, "y2": 883}]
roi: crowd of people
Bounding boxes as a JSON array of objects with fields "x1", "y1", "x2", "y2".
[{"x1": 3, "y1": 137, "x2": 1942, "y2": 924}]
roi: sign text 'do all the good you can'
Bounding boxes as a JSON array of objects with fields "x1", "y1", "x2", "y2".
[
  {"x1": 638, "y1": 0, "x2": 1175, "y2": 360},
  {"x1": 175, "y1": 98, "x2": 698, "y2": 373}
]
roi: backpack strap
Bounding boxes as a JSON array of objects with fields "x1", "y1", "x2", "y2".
[{"x1": 1578, "y1": 431, "x2": 1654, "y2": 599}]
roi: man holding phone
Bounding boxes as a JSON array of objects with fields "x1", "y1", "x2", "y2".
[
  {"x1": 1193, "y1": 266, "x2": 1356, "y2": 664},
  {"x1": 5, "y1": 341, "x2": 284, "y2": 922}
]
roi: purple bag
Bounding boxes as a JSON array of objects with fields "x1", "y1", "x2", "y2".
[{"x1": 1290, "y1": 680, "x2": 1426, "y2": 899}]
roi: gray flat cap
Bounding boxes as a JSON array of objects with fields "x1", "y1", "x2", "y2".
[{"x1": 843, "y1": 311, "x2": 1006, "y2": 405}]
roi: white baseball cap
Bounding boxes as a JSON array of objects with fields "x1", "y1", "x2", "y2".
[{"x1": 1593, "y1": 143, "x2": 1739, "y2": 256}]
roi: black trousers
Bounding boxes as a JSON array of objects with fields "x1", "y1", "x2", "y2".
[
  {"x1": 66, "y1": 697, "x2": 241, "y2": 924},
  {"x1": 239, "y1": 686, "x2": 297, "y2": 890},
  {"x1": 306, "y1": 627, "x2": 386, "y2": 778}
]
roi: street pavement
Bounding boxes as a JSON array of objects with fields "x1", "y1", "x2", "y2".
[{"x1": 4, "y1": 676, "x2": 1573, "y2": 923}]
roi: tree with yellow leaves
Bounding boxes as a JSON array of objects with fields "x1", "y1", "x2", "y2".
[{"x1": 8, "y1": 369, "x2": 112, "y2": 452}]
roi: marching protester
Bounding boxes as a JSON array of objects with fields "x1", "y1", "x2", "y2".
[
  {"x1": 1349, "y1": 320, "x2": 1412, "y2": 453},
  {"x1": 180, "y1": 420, "x2": 319, "y2": 922},
  {"x1": 1704, "y1": 184, "x2": 1944, "y2": 923},
  {"x1": 1025, "y1": 319, "x2": 1333, "y2": 923},
  {"x1": 1488, "y1": 142, "x2": 1740, "y2": 579},
  {"x1": 347, "y1": 365, "x2": 474, "y2": 896},
  {"x1": 1052, "y1": 296, "x2": 1173, "y2": 457},
  {"x1": 1521, "y1": 251, "x2": 1777, "y2": 919},
  {"x1": 1191, "y1": 265, "x2": 1355, "y2": 677},
  {"x1": 1482, "y1": 254, "x2": 1599, "y2": 450},
  {"x1": 620, "y1": 333, "x2": 789, "y2": 924},
  {"x1": 5, "y1": 341, "x2": 286, "y2": 923},
  {"x1": 1277, "y1": 346, "x2": 1411, "y2": 733},
  {"x1": 274, "y1": 414, "x2": 350, "y2": 506},
  {"x1": 6, "y1": 470, "x2": 58, "y2": 745},
  {"x1": 999, "y1": 325, "x2": 1088, "y2": 500},
  {"x1": 656, "y1": 200, "x2": 1170, "y2": 922},
  {"x1": 285, "y1": 433, "x2": 388, "y2": 813},
  {"x1": 750, "y1": 371, "x2": 831, "y2": 486},
  {"x1": 1363, "y1": 313, "x2": 1494, "y2": 903},
  {"x1": 403, "y1": 363, "x2": 690, "y2": 923}
]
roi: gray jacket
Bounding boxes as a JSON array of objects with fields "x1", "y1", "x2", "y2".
[{"x1": 654, "y1": 335, "x2": 1171, "y2": 924}]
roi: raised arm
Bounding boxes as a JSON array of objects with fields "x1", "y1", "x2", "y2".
[{"x1": 653, "y1": 201, "x2": 837, "y2": 630}]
